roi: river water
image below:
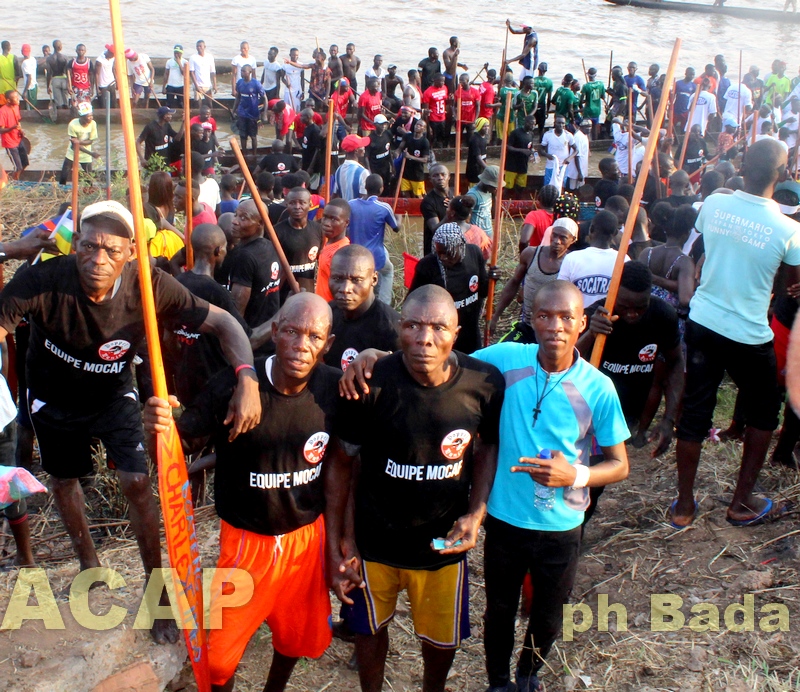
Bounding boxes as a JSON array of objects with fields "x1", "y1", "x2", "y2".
[{"x1": 5, "y1": 0, "x2": 800, "y2": 168}]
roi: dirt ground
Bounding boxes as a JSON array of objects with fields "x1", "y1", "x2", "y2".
[{"x1": 0, "y1": 189, "x2": 798, "y2": 691}]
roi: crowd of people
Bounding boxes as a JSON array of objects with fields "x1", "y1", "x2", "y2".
[{"x1": 1, "y1": 24, "x2": 800, "y2": 692}]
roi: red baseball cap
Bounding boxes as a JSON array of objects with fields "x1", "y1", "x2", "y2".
[{"x1": 341, "y1": 134, "x2": 370, "y2": 152}]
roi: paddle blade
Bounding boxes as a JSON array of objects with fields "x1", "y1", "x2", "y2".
[{"x1": 156, "y1": 418, "x2": 211, "y2": 692}]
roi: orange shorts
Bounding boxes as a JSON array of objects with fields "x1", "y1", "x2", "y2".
[{"x1": 208, "y1": 516, "x2": 332, "y2": 686}]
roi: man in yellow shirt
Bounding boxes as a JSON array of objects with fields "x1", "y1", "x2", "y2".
[{"x1": 59, "y1": 101, "x2": 99, "y2": 185}]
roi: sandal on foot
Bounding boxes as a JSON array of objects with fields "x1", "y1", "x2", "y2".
[
  {"x1": 668, "y1": 498, "x2": 698, "y2": 529},
  {"x1": 726, "y1": 499, "x2": 794, "y2": 527}
]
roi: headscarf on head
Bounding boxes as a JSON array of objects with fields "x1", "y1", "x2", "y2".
[
  {"x1": 553, "y1": 192, "x2": 580, "y2": 221},
  {"x1": 474, "y1": 117, "x2": 490, "y2": 133},
  {"x1": 432, "y1": 222, "x2": 467, "y2": 287}
]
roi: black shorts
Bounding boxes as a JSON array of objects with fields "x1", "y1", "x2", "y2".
[
  {"x1": 431, "y1": 120, "x2": 447, "y2": 143},
  {"x1": 238, "y1": 117, "x2": 259, "y2": 139},
  {"x1": 676, "y1": 320, "x2": 781, "y2": 442},
  {"x1": 29, "y1": 393, "x2": 148, "y2": 478},
  {"x1": 265, "y1": 86, "x2": 280, "y2": 101}
]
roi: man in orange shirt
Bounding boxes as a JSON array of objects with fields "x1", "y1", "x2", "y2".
[
  {"x1": 0, "y1": 91, "x2": 27, "y2": 179},
  {"x1": 316, "y1": 199, "x2": 351, "y2": 302}
]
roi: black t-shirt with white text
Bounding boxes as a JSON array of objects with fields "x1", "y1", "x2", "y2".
[
  {"x1": 367, "y1": 131, "x2": 393, "y2": 173},
  {"x1": 274, "y1": 219, "x2": 322, "y2": 283},
  {"x1": 178, "y1": 357, "x2": 341, "y2": 535},
  {"x1": 166, "y1": 271, "x2": 250, "y2": 405},
  {"x1": 466, "y1": 133, "x2": 487, "y2": 183},
  {"x1": 403, "y1": 134, "x2": 430, "y2": 182},
  {"x1": 324, "y1": 299, "x2": 400, "y2": 371},
  {"x1": 138, "y1": 120, "x2": 179, "y2": 162},
  {"x1": 586, "y1": 296, "x2": 680, "y2": 420},
  {"x1": 409, "y1": 244, "x2": 488, "y2": 354},
  {"x1": 334, "y1": 351, "x2": 504, "y2": 569},
  {"x1": 226, "y1": 236, "x2": 282, "y2": 328},
  {"x1": 0, "y1": 258, "x2": 209, "y2": 412}
]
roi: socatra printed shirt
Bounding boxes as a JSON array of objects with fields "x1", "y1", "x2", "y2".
[
  {"x1": 0, "y1": 258, "x2": 209, "y2": 412},
  {"x1": 178, "y1": 357, "x2": 341, "y2": 536},
  {"x1": 558, "y1": 246, "x2": 629, "y2": 308},
  {"x1": 335, "y1": 351, "x2": 504, "y2": 570},
  {"x1": 690, "y1": 190, "x2": 800, "y2": 344},
  {"x1": 473, "y1": 343, "x2": 628, "y2": 532}
]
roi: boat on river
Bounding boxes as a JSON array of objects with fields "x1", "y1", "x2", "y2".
[{"x1": 603, "y1": 0, "x2": 800, "y2": 22}]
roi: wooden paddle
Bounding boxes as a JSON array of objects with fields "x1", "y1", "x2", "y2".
[
  {"x1": 627, "y1": 94, "x2": 633, "y2": 183},
  {"x1": 590, "y1": 38, "x2": 682, "y2": 368},
  {"x1": 454, "y1": 96, "x2": 462, "y2": 196},
  {"x1": 392, "y1": 156, "x2": 406, "y2": 213},
  {"x1": 183, "y1": 66, "x2": 194, "y2": 268},
  {"x1": 323, "y1": 98, "x2": 335, "y2": 206},
  {"x1": 108, "y1": 2, "x2": 210, "y2": 689},
  {"x1": 71, "y1": 142, "x2": 80, "y2": 222},
  {"x1": 23, "y1": 97, "x2": 54, "y2": 123},
  {"x1": 229, "y1": 137, "x2": 301, "y2": 294},
  {"x1": 483, "y1": 90, "x2": 513, "y2": 347},
  {"x1": 676, "y1": 85, "x2": 702, "y2": 170}
]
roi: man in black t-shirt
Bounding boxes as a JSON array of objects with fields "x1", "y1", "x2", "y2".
[
  {"x1": 0, "y1": 201, "x2": 261, "y2": 645},
  {"x1": 227, "y1": 199, "x2": 283, "y2": 333},
  {"x1": 577, "y1": 261, "x2": 683, "y2": 522},
  {"x1": 255, "y1": 138, "x2": 300, "y2": 178},
  {"x1": 420, "y1": 163, "x2": 452, "y2": 255},
  {"x1": 299, "y1": 109, "x2": 322, "y2": 175},
  {"x1": 275, "y1": 187, "x2": 322, "y2": 296},
  {"x1": 136, "y1": 106, "x2": 183, "y2": 167},
  {"x1": 145, "y1": 293, "x2": 339, "y2": 691},
  {"x1": 418, "y1": 47, "x2": 442, "y2": 91},
  {"x1": 325, "y1": 284, "x2": 505, "y2": 692},
  {"x1": 398, "y1": 119, "x2": 431, "y2": 199},
  {"x1": 593, "y1": 157, "x2": 621, "y2": 208},
  {"x1": 325, "y1": 245, "x2": 400, "y2": 371},
  {"x1": 505, "y1": 114, "x2": 535, "y2": 198},
  {"x1": 366, "y1": 115, "x2": 394, "y2": 191}
]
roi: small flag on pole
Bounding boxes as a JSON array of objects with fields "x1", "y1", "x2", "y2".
[{"x1": 31, "y1": 207, "x2": 74, "y2": 265}]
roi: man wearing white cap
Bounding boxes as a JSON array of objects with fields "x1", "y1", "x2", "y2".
[
  {"x1": 59, "y1": 101, "x2": 99, "y2": 185},
  {"x1": 0, "y1": 200, "x2": 261, "y2": 644}
]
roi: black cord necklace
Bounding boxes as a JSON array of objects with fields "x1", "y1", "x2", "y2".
[{"x1": 532, "y1": 359, "x2": 572, "y2": 428}]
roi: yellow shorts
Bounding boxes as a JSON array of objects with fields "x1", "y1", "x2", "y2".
[
  {"x1": 504, "y1": 171, "x2": 527, "y2": 189},
  {"x1": 495, "y1": 118, "x2": 515, "y2": 140},
  {"x1": 342, "y1": 558, "x2": 470, "y2": 649},
  {"x1": 401, "y1": 178, "x2": 426, "y2": 197},
  {"x1": 208, "y1": 516, "x2": 331, "y2": 685}
]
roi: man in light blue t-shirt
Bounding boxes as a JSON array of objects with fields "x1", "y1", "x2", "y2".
[
  {"x1": 472, "y1": 281, "x2": 629, "y2": 692},
  {"x1": 673, "y1": 138, "x2": 800, "y2": 530}
]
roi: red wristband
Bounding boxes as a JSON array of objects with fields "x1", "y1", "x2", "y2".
[{"x1": 235, "y1": 364, "x2": 257, "y2": 377}]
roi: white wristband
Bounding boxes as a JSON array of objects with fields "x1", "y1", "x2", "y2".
[{"x1": 571, "y1": 464, "x2": 590, "y2": 489}]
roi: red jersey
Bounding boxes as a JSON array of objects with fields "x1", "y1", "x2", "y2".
[
  {"x1": 479, "y1": 81, "x2": 496, "y2": 119},
  {"x1": 293, "y1": 111, "x2": 323, "y2": 139},
  {"x1": 190, "y1": 115, "x2": 218, "y2": 133},
  {"x1": 455, "y1": 86, "x2": 480, "y2": 124},
  {"x1": 422, "y1": 86, "x2": 449, "y2": 122},
  {"x1": 523, "y1": 209, "x2": 554, "y2": 247},
  {"x1": 69, "y1": 58, "x2": 91, "y2": 90},
  {"x1": 0, "y1": 104, "x2": 22, "y2": 149},
  {"x1": 276, "y1": 106, "x2": 296, "y2": 137},
  {"x1": 358, "y1": 91, "x2": 383, "y2": 131},
  {"x1": 332, "y1": 88, "x2": 353, "y2": 118},
  {"x1": 192, "y1": 202, "x2": 217, "y2": 226}
]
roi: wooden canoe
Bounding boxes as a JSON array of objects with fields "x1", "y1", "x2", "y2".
[{"x1": 603, "y1": 0, "x2": 800, "y2": 22}]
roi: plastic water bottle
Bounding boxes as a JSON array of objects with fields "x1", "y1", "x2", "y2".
[{"x1": 533, "y1": 449, "x2": 556, "y2": 511}]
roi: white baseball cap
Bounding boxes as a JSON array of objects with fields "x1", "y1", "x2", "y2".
[{"x1": 80, "y1": 200, "x2": 135, "y2": 238}]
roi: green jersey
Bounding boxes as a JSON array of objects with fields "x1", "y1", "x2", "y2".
[
  {"x1": 514, "y1": 90, "x2": 538, "y2": 128},
  {"x1": 497, "y1": 86, "x2": 519, "y2": 121},
  {"x1": 553, "y1": 87, "x2": 578, "y2": 120},
  {"x1": 533, "y1": 76, "x2": 553, "y2": 108},
  {"x1": 581, "y1": 80, "x2": 606, "y2": 119}
]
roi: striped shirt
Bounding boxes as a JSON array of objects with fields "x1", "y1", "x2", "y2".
[{"x1": 333, "y1": 160, "x2": 369, "y2": 202}]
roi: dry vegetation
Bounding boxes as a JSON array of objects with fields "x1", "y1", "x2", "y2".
[{"x1": 0, "y1": 183, "x2": 798, "y2": 691}]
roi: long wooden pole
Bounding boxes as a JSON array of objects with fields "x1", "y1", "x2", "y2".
[
  {"x1": 483, "y1": 90, "x2": 512, "y2": 347},
  {"x1": 646, "y1": 93, "x2": 663, "y2": 199},
  {"x1": 183, "y1": 67, "x2": 193, "y2": 268},
  {"x1": 591, "y1": 38, "x2": 682, "y2": 368},
  {"x1": 229, "y1": 137, "x2": 301, "y2": 294},
  {"x1": 71, "y1": 141, "x2": 80, "y2": 222},
  {"x1": 454, "y1": 96, "x2": 462, "y2": 196},
  {"x1": 677, "y1": 85, "x2": 702, "y2": 170},
  {"x1": 667, "y1": 79, "x2": 676, "y2": 142},
  {"x1": 323, "y1": 98, "x2": 335, "y2": 204},
  {"x1": 105, "y1": 90, "x2": 112, "y2": 199},
  {"x1": 581, "y1": 58, "x2": 588, "y2": 84},
  {"x1": 737, "y1": 50, "x2": 743, "y2": 138},
  {"x1": 392, "y1": 156, "x2": 406, "y2": 213},
  {"x1": 627, "y1": 95, "x2": 633, "y2": 183},
  {"x1": 108, "y1": 2, "x2": 210, "y2": 689}
]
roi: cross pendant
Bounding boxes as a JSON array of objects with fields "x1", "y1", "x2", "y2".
[{"x1": 532, "y1": 407, "x2": 542, "y2": 427}]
